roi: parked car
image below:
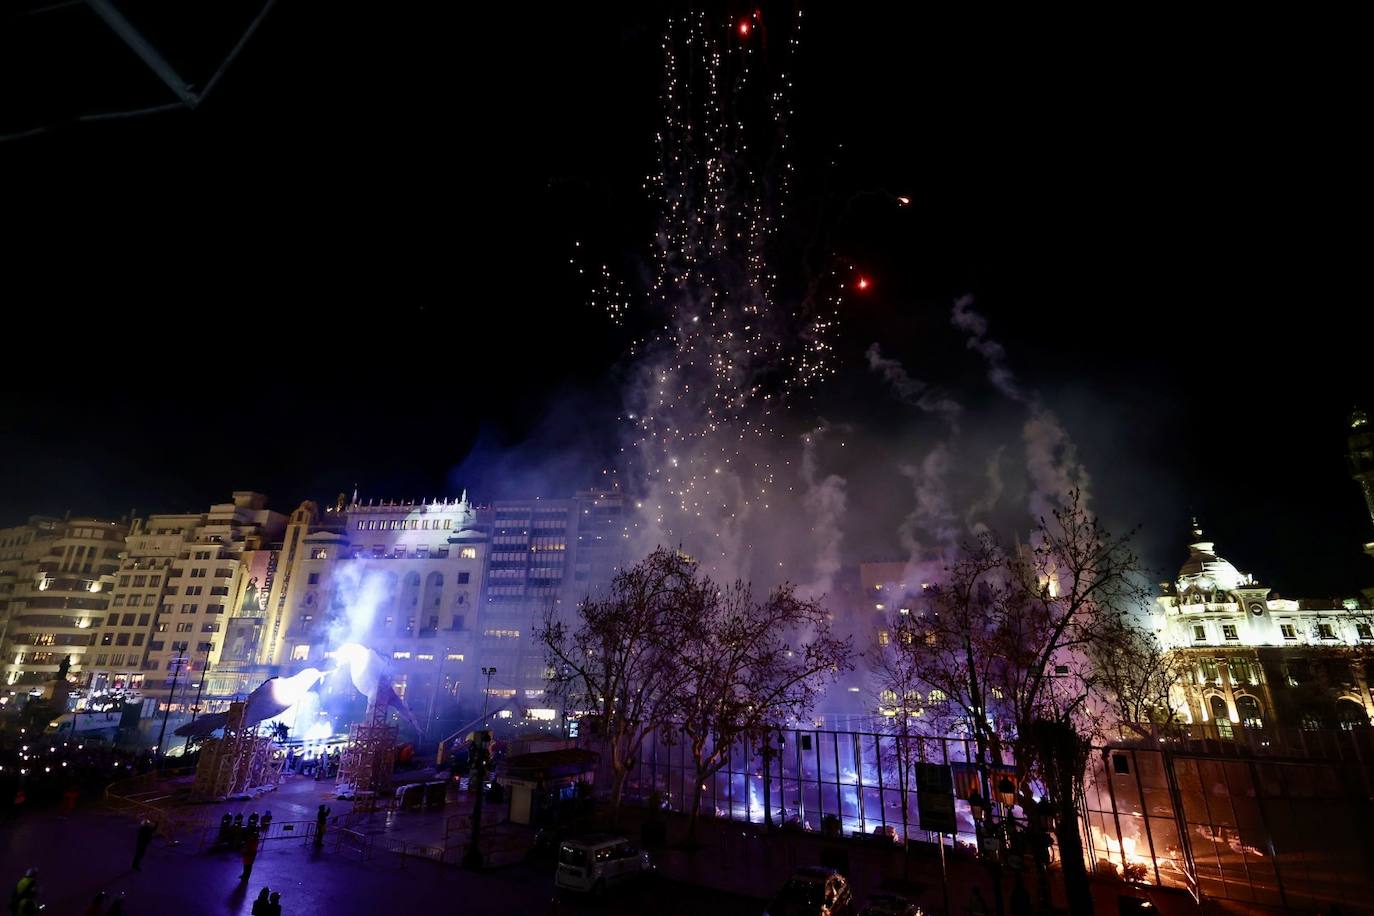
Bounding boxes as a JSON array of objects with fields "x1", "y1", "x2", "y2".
[
  {"x1": 858, "y1": 892, "x2": 922, "y2": 916},
  {"x1": 554, "y1": 834, "x2": 653, "y2": 894},
  {"x1": 763, "y1": 866, "x2": 856, "y2": 916}
]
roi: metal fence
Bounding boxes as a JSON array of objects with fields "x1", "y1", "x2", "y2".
[
  {"x1": 597, "y1": 726, "x2": 1008, "y2": 847},
  {"x1": 1084, "y1": 737, "x2": 1374, "y2": 912}
]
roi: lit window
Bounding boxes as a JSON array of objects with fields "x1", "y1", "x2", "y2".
[
  {"x1": 292, "y1": 645, "x2": 310, "y2": 661},
  {"x1": 445, "y1": 653, "x2": 465, "y2": 662},
  {"x1": 460, "y1": 547, "x2": 477, "y2": 560},
  {"x1": 1193, "y1": 625, "x2": 1207, "y2": 641},
  {"x1": 929, "y1": 689, "x2": 947, "y2": 703},
  {"x1": 393, "y1": 651, "x2": 412, "y2": 660},
  {"x1": 877, "y1": 631, "x2": 890, "y2": 646},
  {"x1": 1280, "y1": 624, "x2": 1297, "y2": 640},
  {"x1": 417, "y1": 654, "x2": 434, "y2": 661},
  {"x1": 1317, "y1": 624, "x2": 1336, "y2": 640},
  {"x1": 1358, "y1": 624, "x2": 1373, "y2": 640},
  {"x1": 1222, "y1": 625, "x2": 1238, "y2": 641}
]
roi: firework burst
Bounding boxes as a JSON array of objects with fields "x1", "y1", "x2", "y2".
[{"x1": 581, "y1": 7, "x2": 846, "y2": 574}]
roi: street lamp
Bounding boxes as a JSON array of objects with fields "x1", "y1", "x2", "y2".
[
  {"x1": 480, "y1": 666, "x2": 497, "y2": 723},
  {"x1": 155, "y1": 648, "x2": 185, "y2": 766},
  {"x1": 424, "y1": 649, "x2": 449, "y2": 747},
  {"x1": 463, "y1": 723, "x2": 494, "y2": 869},
  {"x1": 182, "y1": 641, "x2": 213, "y2": 755},
  {"x1": 464, "y1": 666, "x2": 500, "y2": 870},
  {"x1": 968, "y1": 783, "x2": 1008, "y2": 916}
]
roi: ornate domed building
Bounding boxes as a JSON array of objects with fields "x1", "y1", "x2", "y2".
[{"x1": 1155, "y1": 523, "x2": 1374, "y2": 735}]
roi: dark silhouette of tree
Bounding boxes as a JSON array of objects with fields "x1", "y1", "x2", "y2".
[
  {"x1": 538, "y1": 547, "x2": 695, "y2": 819},
  {"x1": 668, "y1": 578, "x2": 851, "y2": 844}
]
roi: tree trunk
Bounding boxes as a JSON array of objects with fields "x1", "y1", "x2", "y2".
[
  {"x1": 686, "y1": 775, "x2": 705, "y2": 846},
  {"x1": 609, "y1": 764, "x2": 628, "y2": 825},
  {"x1": 762, "y1": 750, "x2": 774, "y2": 831},
  {"x1": 1054, "y1": 795, "x2": 1093, "y2": 916}
]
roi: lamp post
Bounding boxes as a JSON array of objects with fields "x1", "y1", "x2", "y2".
[
  {"x1": 480, "y1": 666, "x2": 496, "y2": 723},
  {"x1": 155, "y1": 648, "x2": 185, "y2": 766},
  {"x1": 463, "y1": 666, "x2": 498, "y2": 869},
  {"x1": 182, "y1": 642, "x2": 212, "y2": 754},
  {"x1": 969, "y1": 784, "x2": 1007, "y2": 916},
  {"x1": 760, "y1": 730, "x2": 783, "y2": 830},
  {"x1": 424, "y1": 649, "x2": 449, "y2": 747},
  {"x1": 1030, "y1": 797, "x2": 1055, "y2": 911}
]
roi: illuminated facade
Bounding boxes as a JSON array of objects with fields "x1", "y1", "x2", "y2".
[
  {"x1": 1153, "y1": 525, "x2": 1374, "y2": 733},
  {"x1": 478, "y1": 487, "x2": 627, "y2": 717},
  {"x1": 263, "y1": 493, "x2": 488, "y2": 729},
  {"x1": 0, "y1": 484, "x2": 624, "y2": 733},
  {"x1": 0, "y1": 516, "x2": 127, "y2": 691},
  {"x1": 83, "y1": 492, "x2": 286, "y2": 712}
]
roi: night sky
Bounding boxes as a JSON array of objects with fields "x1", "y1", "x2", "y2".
[{"x1": 3, "y1": 3, "x2": 1370, "y2": 596}]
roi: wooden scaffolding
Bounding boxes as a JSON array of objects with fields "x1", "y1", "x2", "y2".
[
  {"x1": 334, "y1": 701, "x2": 397, "y2": 801},
  {"x1": 191, "y1": 701, "x2": 285, "y2": 800}
]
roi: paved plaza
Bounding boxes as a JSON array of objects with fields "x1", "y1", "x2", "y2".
[{"x1": 1, "y1": 793, "x2": 763, "y2": 915}]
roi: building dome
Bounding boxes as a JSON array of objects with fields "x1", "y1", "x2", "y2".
[{"x1": 1176, "y1": 521, "x2": 1248, "y2": 593}]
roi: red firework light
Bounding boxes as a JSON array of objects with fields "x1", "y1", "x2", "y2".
[
  {"x1": 855, "y1": 276, "x2": 871, "y2": 291},
  {"x1": 738, "y1": 20, "x2": 751, "y2": 36}
]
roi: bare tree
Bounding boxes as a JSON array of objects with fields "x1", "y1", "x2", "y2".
[
  {"x1": 1092, "y1": 618, "x2": 1188, "y2": 740},
  {"x1": 1001, "y1": 492, "x2": 1150, "y2": 916},
  {"x1": 888, "y1": 533, "x2": 1009, "y2": 770},
  {"x1": 999, "y1": 490, "x2": 1151, "y2": 739},
  {"x1": 886, "y1": 492, "x2": 1149, "y2": 916},
  {"x1": 868, "y1": 629, "x2": 927, "y2": 846},
  {"x1": 538, "y1": 547, "x2": 695, "y2": 819},
  {"x1": 669, "y1": 578, "x2": 852, "y2": 845}
]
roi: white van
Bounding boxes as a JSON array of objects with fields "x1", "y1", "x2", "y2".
[{"x1": 554, "y1": 834, "x2": 652, "y2": 894}]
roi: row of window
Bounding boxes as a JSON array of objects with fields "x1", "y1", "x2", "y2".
[
  {"x1": 166, "y1": 622, "x2": 219, "y2": 633},
  {"x1": 356, "y1": 519, "x2": 455, "y2": 531},
  {"x1": 1191, "y1": 622, "x2": 1373, "y2": 642},
  {"x1": 353, "y1": 545, "x2": 478, "y2": 560},
  {"x1": 161, "y1": 602, "x2": 226, "y2": 615},
  {"x1": 116, "y1": 574, "x2": 163, "y2": 588},
  {"x1": 1196, "y1": 657, "x2": 1260, "y2": 685}
]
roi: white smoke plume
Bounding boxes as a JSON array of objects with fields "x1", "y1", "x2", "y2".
[
  {"x1": 799, "y1": 423, "x2": 848, "y2": 599},
  {"x1": 898, "y1": 442, "x2": 960, "y2": 567},
  {"x1": 964, "y1": 447, "x2": 1006, "y2": 535},
  {"x1": 950, "y1": 295, "x2": 1090, "y2": 520},
  {"x1": 864, "y1": 343, "x2": 963, "y2": 426},
  {"x1": 324, "y1": 563, "x2": 391, "y2": 656}
]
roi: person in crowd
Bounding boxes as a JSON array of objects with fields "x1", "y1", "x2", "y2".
[
  {"x1": 240, "y1": 827, "x2": 260, "y2": 882},
  {"x1": 132, "y1": 818, "x2": 155, "y2": 871},
  {"x1": 9, "y1": 868, "x2": 38, "y2": 915},
  {"x1": 313, "y1": 803, "x2": 330, "y2": 848}
]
